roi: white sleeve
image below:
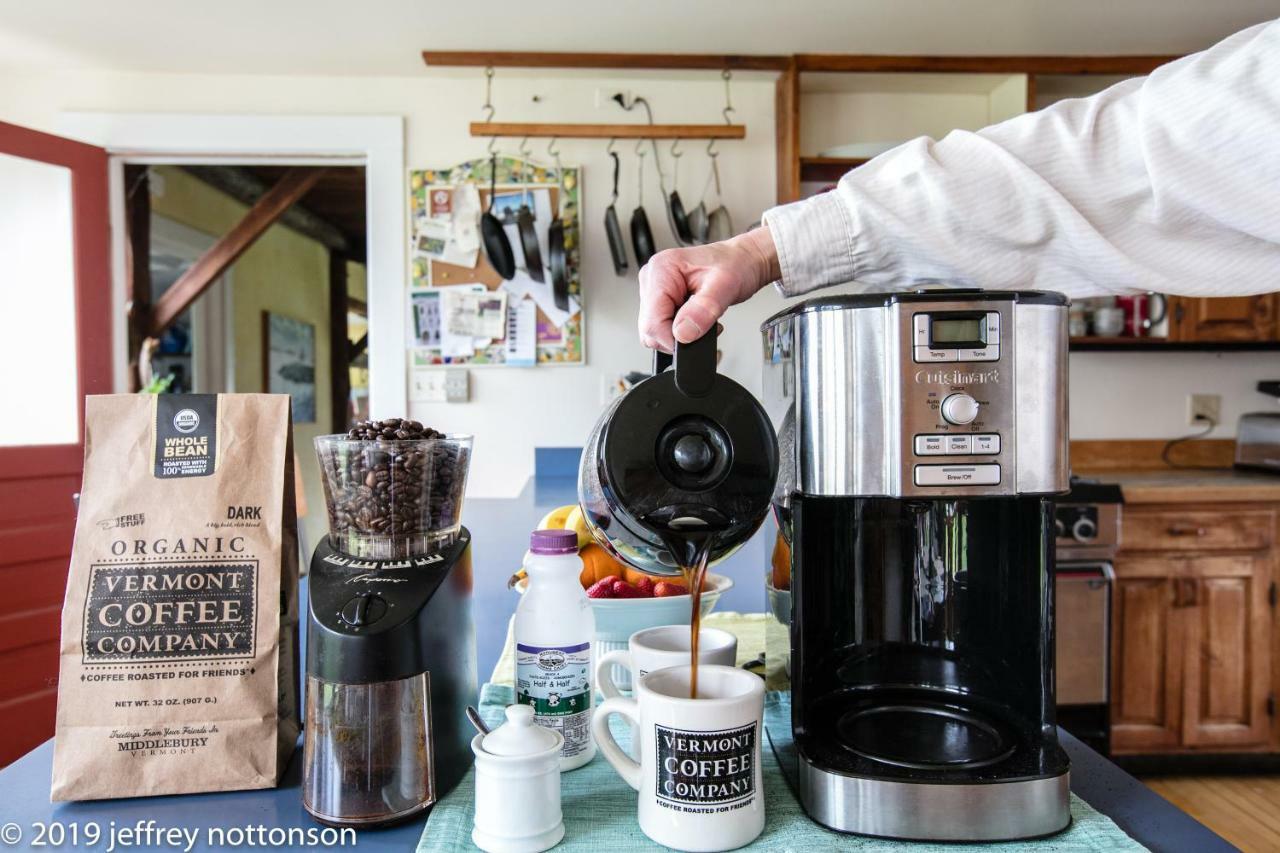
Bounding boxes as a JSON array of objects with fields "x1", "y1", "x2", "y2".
[{"x1": 762, "y1": 19, "x2": 1280, "y2": 301}]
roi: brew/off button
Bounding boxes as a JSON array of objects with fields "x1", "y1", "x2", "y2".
[{"x1": 914, "y1": 464, "x2": 1001, "y2": 486}]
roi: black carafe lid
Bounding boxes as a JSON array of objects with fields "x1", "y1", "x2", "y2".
[{"x1": 599, "y1": 330, "x2": 778, "y2": 555}]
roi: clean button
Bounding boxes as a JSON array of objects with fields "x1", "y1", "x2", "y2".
[
  {"x1": 914, "y1": 464, "x2": 1001, "y2": 486},
  {"x1": 945, "y1": 435, "x2": 972, "y2": 454}
]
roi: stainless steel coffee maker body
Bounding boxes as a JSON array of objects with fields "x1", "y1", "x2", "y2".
[{"x1": 763, "y1": 290, "x2": 1071, "y2": 841}]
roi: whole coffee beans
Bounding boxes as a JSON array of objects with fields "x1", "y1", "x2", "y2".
[{"x1": 316, "y1": 420, "x2": 471, "y2": 558}]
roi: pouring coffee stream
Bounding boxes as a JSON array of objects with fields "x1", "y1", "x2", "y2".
[{"x1": 578, "y1": 328, "x2": 777, "y2": 697}]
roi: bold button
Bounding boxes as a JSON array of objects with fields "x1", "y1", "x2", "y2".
[
  {"x1": 914, "y1": 346, "x2": 957, "y2": 363},
  {"x1": 915, "y1": 435, "x2": 945, "y2": 455},
  {"x1": 941, "y1": 393, "x2": 980, "y2": 425},
  {"x1": 958, "y1": 346, "x2": 999, "y2": 362},
  {"x1": 914, "y1": 464, "x2": 1002, "y2": 487},
  {"x1": 913, "y1": 315, "x2": 930, "y2": 346},
  {"x1": 945, "y1": 435, "x2": 972, "y2": 454},
  {"x1": 974, "y1": 434, "x2": 1001, "y2": 454}
]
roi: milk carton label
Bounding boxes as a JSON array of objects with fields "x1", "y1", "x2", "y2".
[
  {"x1": 516, "y1": 641, "x2": 591, "y2": 758},
  {"x1": 655, "y1": 722, "x2": 756, "y2": 808}
]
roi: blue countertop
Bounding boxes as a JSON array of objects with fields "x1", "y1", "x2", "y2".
[{"x1": 0, "y1": 476, "x2": 1229, "y2": 851}]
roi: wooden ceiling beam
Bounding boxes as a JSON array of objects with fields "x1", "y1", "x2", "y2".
[
  {"x1": 423, "y1": 50, "x2": 791, "y2": 71},
  {"x1": 148, "y1": 168, "x2": 326, "y2": 337},
  {"x1": 181, "y1": 165, "x2": 354, "y2": 256},
  {"x1": 794, "y1": 54, "x2": 1179, "y2": 75}
]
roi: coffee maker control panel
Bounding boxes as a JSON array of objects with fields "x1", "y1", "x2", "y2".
[{"x1": 901, "y1": 302, "x2": 1016, "y2": 497}]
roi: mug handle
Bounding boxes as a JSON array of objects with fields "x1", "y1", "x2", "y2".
[
  {"x1": 595, "y1": 649, "x2": 633, "y2": 701},
  {"x1": 592, "y1": 696, "x2": 642, "y2": 791}
]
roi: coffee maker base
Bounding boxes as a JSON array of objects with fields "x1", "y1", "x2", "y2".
[{"x1": 798, "y1": 762, "x2": 1070, "y2": 842}]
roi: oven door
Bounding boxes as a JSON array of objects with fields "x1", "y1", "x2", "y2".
[{"x1": 1055, "y1": 562, "x2": 1113, "y2": 754}]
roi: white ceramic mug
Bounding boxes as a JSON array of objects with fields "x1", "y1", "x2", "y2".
[
  {"x1": 596, "y1": 625, "x2": 738, "y2": 700},
  {"x1": 592, "y1": 665, "x2": 766, "y2": 852}
]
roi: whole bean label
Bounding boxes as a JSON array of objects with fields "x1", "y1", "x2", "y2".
[
  {"x1": 154, "y1": 394, "x2": 219, "y2": 478},
  {"x1": 83, "y1": 563, "x2": 257, "y2": 663},
  {"x1": 655, "y1": 723, "x2": 756, "y2": 806}
]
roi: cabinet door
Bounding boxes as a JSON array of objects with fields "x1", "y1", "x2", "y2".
[
  {"x1": 1181, "y1": 555, "x2": 1273, "y2": 749},
  {"x1": 1169, "y1": 295, "x2": 1277, "y2": 342},
  {"x1": 1111, "y1": 561, "x2": 1183, "y2": 752}
]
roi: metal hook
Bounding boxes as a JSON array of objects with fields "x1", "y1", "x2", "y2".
[
  {"x1": 481, "y1": 66, "x2": 498, "y2": 153},
  {"x1": 519, "y1": 136, "x2": 532, "y2": 159},
  {"x1": 706, "y1": 137, "x2": 719, "y2": 158},
  {"x1": 606, "y1": 137, "x2": 616, "y2": 155},
  {"x1": 670, "y1": 138, "x2": 683, "y2": 159},
  {"x1": 546, "y1": 137, "x2": 560, "y2": 158},
  {"x1": 635, "y1": 138, "x2": 647, "y2": 157}
]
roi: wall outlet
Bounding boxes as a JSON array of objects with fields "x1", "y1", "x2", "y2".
[
  {"x1": 1188, "y1": 393, "x2": 1221, "y2": 426},
  {"x1": 444, "y1": 369, "x2": 470, "y2": 403}
]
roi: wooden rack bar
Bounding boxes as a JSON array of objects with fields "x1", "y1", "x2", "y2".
[
  {"x1": 794, "y1": 53, "x2": 1178, "y2": 74},
  {"x1": 424, "y1": 51, "x2": 790, "y2": 71},
  {"x1": 470, "y1": 122, "x2": 745, "y2": 140}
]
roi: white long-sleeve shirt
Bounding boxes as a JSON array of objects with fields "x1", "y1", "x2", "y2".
[{"x1": 763, "y1": 19, "x2": 1280, "y2": 300}]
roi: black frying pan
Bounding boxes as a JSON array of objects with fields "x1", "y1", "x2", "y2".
[
  {"x1": 480, "y1": 154, "x2": 515, "y2": 279},
  {"x1": 548, "y1": 153, "x2": 570, "y2": 310},
  {"x1": 516, "y1": 160, "x2": 544, "y2": 282},
  {"x1": 631, "y1": 151, "x2": 656, "y2": 266},
  {"x1": 604, "y1": 151, "x2": 628, "y2": 275}
]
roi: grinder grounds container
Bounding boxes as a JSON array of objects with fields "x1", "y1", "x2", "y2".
[
  {"x1": 762, "y1": 290, "x2": 1071, "y2": 841},
  {"x1": 303, "y1": 434, "x2": 477, "y2": 827}
]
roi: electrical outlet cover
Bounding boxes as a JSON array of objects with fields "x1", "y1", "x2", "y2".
[
  {"x1": 1188, "y1": 393, "x2": 1221, "y2": 425},
  {"x1": 444, "y1": 370, "x2": 470, "y2": 403}
]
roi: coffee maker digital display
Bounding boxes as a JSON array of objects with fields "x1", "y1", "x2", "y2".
[{"x1": 762, "y1": 289, "x2": 1071, "y2": 842}]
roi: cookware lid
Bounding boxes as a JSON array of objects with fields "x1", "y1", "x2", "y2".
[
  {"x1": 601, "y1": 331, "x2": 777, "y2": 546},
  {"x1": 481, "y1": 704, "x2": 561, "y2": 757}
]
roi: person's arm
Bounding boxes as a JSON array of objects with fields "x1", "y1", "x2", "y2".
[
  {"x1": 765, "y1": 18, "x2": 1280, "y2": 300},
  {"x1": 639, "y1": 19, "x2": 1280, "y2": 350}
]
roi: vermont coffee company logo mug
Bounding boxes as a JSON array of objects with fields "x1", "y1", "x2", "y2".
[{"x1": 593, "y1": 665, "x2": 766, "y2": 852}]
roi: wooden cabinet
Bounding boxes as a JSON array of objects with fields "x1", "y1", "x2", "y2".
[
  {"x1": 1111, "y1": 506, "x2": 1276, "y2": 754},
  {"x1": 1169, "y1": 295, "x2": 1279, "y2": 343}
]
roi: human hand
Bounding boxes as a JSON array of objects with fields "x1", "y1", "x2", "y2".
[{"x1": 637, "y1": 227, "x2": 781, "y2": 352}]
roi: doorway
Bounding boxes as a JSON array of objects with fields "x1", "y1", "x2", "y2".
[{"x1": 129, "y1": 163, "x2": 369, "y2": 552}]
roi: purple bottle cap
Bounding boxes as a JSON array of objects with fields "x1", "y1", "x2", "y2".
[{"x1": 530, "y1": 529, "x2": 579, "y2": 555}]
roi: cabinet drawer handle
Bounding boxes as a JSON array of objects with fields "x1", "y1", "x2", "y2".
[{"x1": 1167, "y1": 525, "x2": 1207, "y2": 537}]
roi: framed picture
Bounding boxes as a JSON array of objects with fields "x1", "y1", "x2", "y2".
[{"x1": 262, "y1": 311, "x2": 316, "y2": 423}]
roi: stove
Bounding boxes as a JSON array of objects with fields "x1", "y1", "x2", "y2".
[{"x1": 1054, "y1": 478, "x2": 1122, "y2": 755}]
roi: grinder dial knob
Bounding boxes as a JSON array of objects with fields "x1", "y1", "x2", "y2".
[{"x1": 941, "y1": 393, "x2": 980, "y2": 426}]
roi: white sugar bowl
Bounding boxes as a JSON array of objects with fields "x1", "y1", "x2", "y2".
[{"x1": 472, "y1": 704, "x2": 565, "y2": 853}]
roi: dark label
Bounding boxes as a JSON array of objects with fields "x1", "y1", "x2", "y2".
[
  {"x1": 83, "y1": 562, "x2": 257, "y2": 663},
  {"x1": 655, "y1": 722, "x2": 756, "y2": 806},
  {"x1": 154, "y1": 394, "x2": 218, "y2": 478}
]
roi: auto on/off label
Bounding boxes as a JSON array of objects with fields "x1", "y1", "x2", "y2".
[{"x1": 516, "y1": 641, "x2": 591, "y2": 758}]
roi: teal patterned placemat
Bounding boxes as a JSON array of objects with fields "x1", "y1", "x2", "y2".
[{"x1": 418, "y1": 684, "x2": 1145, "y2": 852}]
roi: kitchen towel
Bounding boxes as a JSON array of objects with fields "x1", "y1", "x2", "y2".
[{"x1": 418, "y1": 683, "x2": 1146, "y2": 852}]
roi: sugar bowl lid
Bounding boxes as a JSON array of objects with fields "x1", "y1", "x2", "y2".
[{"x1": 481, "y1": 704, "x2": 561, "y2": 756}]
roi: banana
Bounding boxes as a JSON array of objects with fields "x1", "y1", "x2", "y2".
[
  {"x1": 536, "y1": 504, "x2": 576, "y2": 531},
  {"x1": 564, "y1": 505, "x2": 592, "y2": 548}
]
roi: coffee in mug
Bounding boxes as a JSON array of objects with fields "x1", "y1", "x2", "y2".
[{"x1": 593, "y1": 664, "x2": 765, "y2": 852}]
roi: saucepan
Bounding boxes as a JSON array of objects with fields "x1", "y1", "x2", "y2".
[
  {"x1": 547, "y1": 139, "x2": 570, "y2": 311},
  {"x1": 515, "y1": 138, "x2": 544, "y2": 282},
  {"x1": 666, "y1": 139, "x2": 695, "y2": 246}
]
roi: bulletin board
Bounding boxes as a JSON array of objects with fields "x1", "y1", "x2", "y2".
[{"x1": 408, "y1": 156, "x2": 584, "y2": 366}]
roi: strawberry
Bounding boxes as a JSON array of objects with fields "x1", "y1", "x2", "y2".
[
  {"x1": 611, "y1": 580, "x2": 645, "y2": 599},
  {"x1": 634, "y1": 576, "x2": 657, "y2": 597},
  {"x1": 586, "y1": 577, "x2": 617, "y2": 598},
  {"x1": 653, "y1": 581, "x2": 688, "y2": 598}
]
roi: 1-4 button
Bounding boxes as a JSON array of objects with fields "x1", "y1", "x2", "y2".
[{"x1": 974, "y1": 434, "x2": 1000, "y2": 454}]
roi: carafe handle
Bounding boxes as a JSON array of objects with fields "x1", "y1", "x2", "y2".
[
  {"x1": 652, "y1": 350, "x2": 673, "y2": 375},
  {"x1": 674, "y1": 328, "x2": 717, "y2": 398}
]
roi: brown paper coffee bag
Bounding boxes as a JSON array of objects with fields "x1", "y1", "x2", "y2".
[{"x1": 52, "y1": 393, "x2": 299, "y2": 801}]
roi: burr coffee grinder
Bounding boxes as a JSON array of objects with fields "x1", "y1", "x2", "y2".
[{"x1": 303, "y1": 427, "x2": 477, "y2": 827}]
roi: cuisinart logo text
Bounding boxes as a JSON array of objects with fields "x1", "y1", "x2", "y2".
[
  {"x1": 915, "y1": 367, "x2": 1001, "y2": 385},
  {"x1": 83, "y1": 562, "x2": 257, "y2": 662}
]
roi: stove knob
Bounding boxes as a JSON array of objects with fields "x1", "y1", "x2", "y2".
[
  {"x1": 339, "y1": 593, "x2": 388, "y2": 627},
  {"x1": 941, "y1": 393, "x2": 980, "y2": 425},
  {"x1": 1072, "y1": 517, "x2": 1098, "y2": 543}
]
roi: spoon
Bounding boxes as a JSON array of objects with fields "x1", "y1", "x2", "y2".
[{"x1": 466, "y1": 705, "x2": 491, "y2": 736}]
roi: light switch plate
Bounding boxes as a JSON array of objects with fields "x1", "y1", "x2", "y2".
[{"x1": 410, "y1": 369, "x2": 447, "y2": 403}]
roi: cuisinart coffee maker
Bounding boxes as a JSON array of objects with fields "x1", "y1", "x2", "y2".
[
  {"x1": 763, "y1": 290, "x2": 1071, "y2": 841},
  {"x1": 303, "y1": 432, "x2": 478, "y2": 827}
]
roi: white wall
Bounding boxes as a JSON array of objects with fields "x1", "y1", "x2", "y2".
[{"x1": 2, "y1": 67, "x2": 1274, "y2": 493}]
